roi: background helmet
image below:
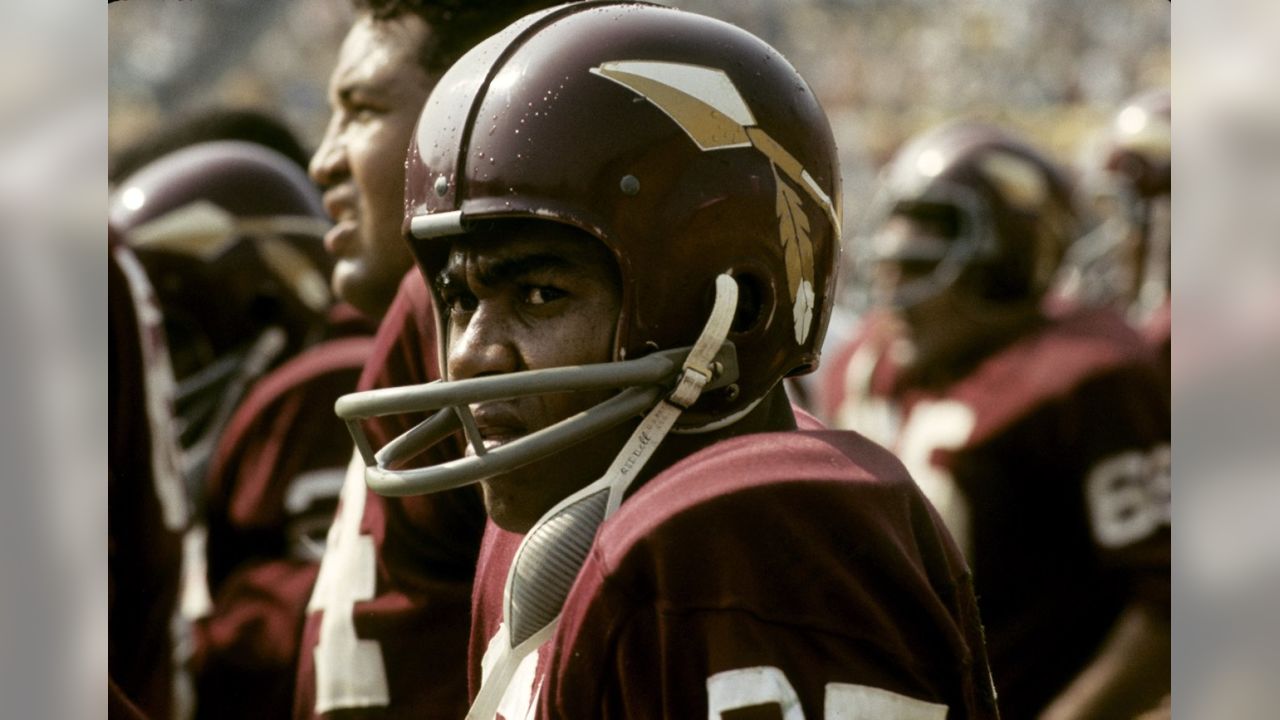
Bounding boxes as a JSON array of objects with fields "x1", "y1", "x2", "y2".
[
  {"x1": 1058, "y1": 89, "x2": 1170, "y2": 312},
  {"x1": 1103, "y1": 88, "x2": 1172, "y2": 200},
  {"x1": 864, "y1": 121, "x2": 1081, "y2": 308},
  {"x1": 402, "y1": 0, "x2": 842, "y2": 427},
  {"x1": 109, "y1": 140, "x2": 333, "y2": 482}
]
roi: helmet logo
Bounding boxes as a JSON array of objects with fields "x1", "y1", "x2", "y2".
[
  {"x1": 977, "y1": 151, "x2": 1049, "y2": 213},
  {"x1": 591, "y1": 60, "x2": 840, "y2": 345},
  {"x1": 775, "y1": 170, "x2": 816, "y2": 343}
]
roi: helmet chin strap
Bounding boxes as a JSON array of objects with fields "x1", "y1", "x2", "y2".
[{"x1": 467, "y1": 274, "x2": 739, "y2": 720}]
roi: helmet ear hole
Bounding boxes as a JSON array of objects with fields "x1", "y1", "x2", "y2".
[{"x1": 730, "y1": 273, "x2": 764, "y2": 334}]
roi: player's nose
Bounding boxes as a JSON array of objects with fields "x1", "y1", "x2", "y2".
[
  {"x1": 447, "y1": 306, "x2": 520, "y2": 381},
  {"x1": 309, "y1": 118, "x2": 348, "y2": 190}
]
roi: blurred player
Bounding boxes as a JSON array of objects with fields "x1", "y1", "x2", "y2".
[
  {"x1": 111, "y1": 141, "x2": 338, "y2": 484},
  {"x1": 109, "y1": 225, "x2": 191, "y2": 719},
  {"x1": 1057, "y1": 90, "x2": 1171, "y2": 378},
  {"x1": 339, "y1": 4, "x2": 999, "y2": 717},
  {"x1": 823, "y1": 121, "x2": 1170, "y2": 718},
  {"x1": 110, "y1": 138, "x2": 364, "y2": 720},
  {"x1": 292, "y1": 1, "x2": 571, "y2": 718}
]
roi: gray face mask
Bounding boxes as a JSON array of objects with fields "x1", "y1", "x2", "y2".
[
  {"x1": 859, "y1": 181, "x2": 999, "y2": 312},
  {"x1": 335, "y1": 340, "x2": 739, "y2": 497}
]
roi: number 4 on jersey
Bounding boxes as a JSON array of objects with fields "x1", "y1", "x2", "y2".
[{"x1": 306, "y1": 453, "x2": 390, "y2": 713}]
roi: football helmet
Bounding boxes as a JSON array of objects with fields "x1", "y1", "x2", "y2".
[
  {"x1": 862, "y1": 121, "x2": 1080, "y2": 309},
  {"x1": 110, "y1": 140, "x2": 334, "y2": 483},
  {"x1": 1058, "y1": 90, "x2": 1171, "y2": 313},
  {"x1": 1104, "y1": 89, "x2": 1172, "y2": 200},
  {"x1": 338, "y1": 0, "x2": 842, "y2": 497}
]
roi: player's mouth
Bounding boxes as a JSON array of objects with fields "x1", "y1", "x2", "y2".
[
  {"x1": 323, "y1": 219, "x2": 358, "y2": 257},
  {"x1": 321, "y1": 188, "x2": 358, "y2": 256},
  {"x1": 467, "y1": 406, "x2": 527, "y2": 457}
]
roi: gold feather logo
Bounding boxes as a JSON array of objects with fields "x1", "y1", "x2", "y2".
[
  {"x1": 591, "y1": 60, "x2": 839, "y2": 344},
  {"x1": 774, "y1": 167, "x2": 816, "y2": 343}
]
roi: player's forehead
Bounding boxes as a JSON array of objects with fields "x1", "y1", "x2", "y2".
[
  {"x1": 442, "y1": 223, "x2": 617, "y2": 285},
  {"x1": 329, "y1": 14, "x2": 431, "y2": 97}
]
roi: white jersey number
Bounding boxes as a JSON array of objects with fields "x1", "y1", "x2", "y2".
[
  {"x1": 707, "y1": 666, "x2": 948, "y2": 719},
  {"x1": 1086, "y1": 444, "x2": 1171, "y2": 548},
  {"x1": 305, "y1": 453, "x2": 390, "y2": 713},
  {"x1": 897, "y1": 400, "x2": 977, "y2": 560}
]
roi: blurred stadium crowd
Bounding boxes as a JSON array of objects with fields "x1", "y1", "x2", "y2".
[
  {"x1": 71, "y1": 0, "x2": 1273, "y2": 718},
  {"x1": 109, "y1": 0, "x2": 1170, "y2": 226}
]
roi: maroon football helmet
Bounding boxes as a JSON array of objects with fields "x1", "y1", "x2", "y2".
[
  {"x1": 338, "y1": 0, "x2": 842, "y2": 495},
  {"x1": 1059, "y1": 89, "x2": 1171, "y2": 312},
  {"x1": 864, "y1": 121, "x2": 1081, "y2": 308},
  {"x1": 109, "y1": 140, "x2": 333, "y2": 480},
  {"x1": 1103, "y1": 89, "x2": 1171, "y2": 314}
]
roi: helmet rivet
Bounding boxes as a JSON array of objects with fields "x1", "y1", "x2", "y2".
[
  {"x1": 620, "y1": 174, "x2": 640, "y2": 196},
  {"x1": 434, "y1": 175, "x2": 449, "y2": 196},
  {"x1": 723, "y1": 383, "x2": 740, "y2": 402}
]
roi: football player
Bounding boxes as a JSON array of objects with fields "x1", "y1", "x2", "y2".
[
  {"x1": 293, "y1": 1, "x2": 570, "y2": 718},
  {"x1": 111, "y1": 140, "x2": 339, "y2": 486},
  {"x1": 1057, "y1": 89, "x2": 1171, "y2": 380},
  {"x1": 111, "y1": 139, "x2": 369, "y2": 720},
  {"x1": 338, "y1": 3, "x2": 1000, "y2": 718},
  {"x1": 823, "y1": 121, "x2": 1171, "y2": 718}
]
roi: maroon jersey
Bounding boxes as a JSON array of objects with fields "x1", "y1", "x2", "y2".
[
  {"x1": 293, "y1": 270, "x2": 485, "y2": 719},
  {"x1": 1142, "y1": 297, "x2": 1171, "y2": 389},
  {"x1": 195, "y1": 329, "x2": 375, "y2": 720},
  {"x1": 824, "y1": 308, "x2": 1170, "y2": 718},
  {"x1": 109, "y1": 235, "x2": 190, "y2": 720},
  {"x1": 469, "y1": 430, "x2": 999, "y2": 719}
]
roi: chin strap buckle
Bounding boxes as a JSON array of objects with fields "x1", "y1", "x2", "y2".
[{"x1": 667, "y1": 365, "x2": 710, "y2": 409}]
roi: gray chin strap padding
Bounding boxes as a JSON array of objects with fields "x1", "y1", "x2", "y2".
[{"x1": 507, "y1": 488, "x2": 609, "y2": 647}]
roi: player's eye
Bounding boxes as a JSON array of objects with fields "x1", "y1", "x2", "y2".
[
  {"x1": 349, "y1": 104, "x2": 381, "y2": 121},
  {"x1": 523, "y1": 286, "x2": 566, "y2": 306},
  {"x1": 444, "y1": 291, "x2": 478, "y2": 316}
]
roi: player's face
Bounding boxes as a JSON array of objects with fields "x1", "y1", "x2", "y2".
[
  {"x1": 871, "y1": 214, "x2": 974, "y2": 370},
  {"x1": 438, "y1": 224, "x2": 626, "y2": 532},
  {"x1": 311, "y1": 14, "x2": 436, "y2": 317}
]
